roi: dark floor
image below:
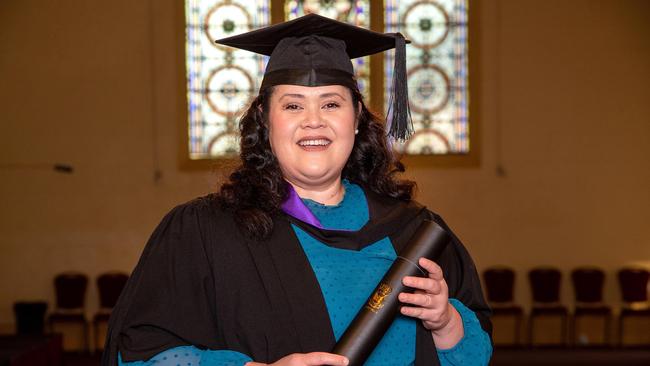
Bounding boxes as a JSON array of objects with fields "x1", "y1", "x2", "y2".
[
  {"x1": 63, "y1": 348, "x2": 650, "y2": 366},
  {"x1": 62, "y1": 353, "x2": 101, "y2": 366},
  {"x1": 491, "y1": 347, "x2": 650, "y2": 366}
]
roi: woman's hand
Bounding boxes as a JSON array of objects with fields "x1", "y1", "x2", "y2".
[
  {"x1": 245, "y1": 352, "x2": 349, "y2": 366},
  {"x1": 398, "y1": 257, "x2": 464, "y2": 349}
]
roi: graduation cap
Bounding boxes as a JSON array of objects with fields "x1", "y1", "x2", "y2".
[{"x1": 215, "y1": 13, "x2": 413, "y2": 141}]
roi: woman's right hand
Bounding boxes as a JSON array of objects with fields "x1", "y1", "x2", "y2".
[{"x1": 245, "y1": 352, "x2": 349, "y2": 366}]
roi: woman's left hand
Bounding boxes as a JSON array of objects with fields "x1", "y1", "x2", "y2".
[{"x1": 398, "y1": 257, "x2": 464, "y2": 348}]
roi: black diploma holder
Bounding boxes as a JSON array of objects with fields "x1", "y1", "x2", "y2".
[{"x1": 331, "y1": 220, "x2": 449, "y2": 365}]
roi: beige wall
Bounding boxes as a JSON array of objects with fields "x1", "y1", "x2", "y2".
[{"x1": 1, "y1": 0, "x2": 648, "y2": 333}]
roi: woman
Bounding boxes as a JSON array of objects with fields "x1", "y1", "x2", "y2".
[{"x1": 103, "y1": 14, "x2": 492, "y2": 366}]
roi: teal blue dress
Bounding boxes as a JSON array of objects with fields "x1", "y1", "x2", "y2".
[{"x1": 119, "y1": 181, "x2": 491, "y2": 365}]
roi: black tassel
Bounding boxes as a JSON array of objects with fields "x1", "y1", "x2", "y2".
[{"x1": 387, "y1": 33, "x2": 413, "y2": 142}]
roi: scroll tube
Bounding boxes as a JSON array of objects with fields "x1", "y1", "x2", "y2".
[{"x1": 331, "y1": 220, "x2": 448, "y2": 366}]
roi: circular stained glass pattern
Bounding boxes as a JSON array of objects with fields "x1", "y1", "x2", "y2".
[
  {"x1": 402, "y1": 1, "x2": 450, "y2": 49},
  {"x1": 408, "y1": 64, "x2": 450, "y2": 115},
  {"x1": 404, "y1": 129, "x2": 451, "y2": 154},
  {"x1": 286, "y1": 0, "x2": 360, "y2": 22},
  {"x1": 204, "y1": 1, "x2": 253, "y2": 50},
  {"x1": 208, "y1": 131, "x2": 240, "y2": 156},
  {"x1": 205, "y1": 65, "x2": 255, "y2": 117}
]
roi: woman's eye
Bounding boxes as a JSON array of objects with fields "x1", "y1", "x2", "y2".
[
  {"x1": 283, "y1": 103, "x2": 301, "y2": 110},
  {"x1": 323, "y1": 102, "x2": 340, "y2": 109}
]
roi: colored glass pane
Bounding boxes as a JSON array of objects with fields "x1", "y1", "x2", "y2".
[
  {"x1": 185, "y1": 0, "x2": 270, "y2": 159},
  {"x1": 385, "y1": 0, "x2": 469, "y2": 155}
]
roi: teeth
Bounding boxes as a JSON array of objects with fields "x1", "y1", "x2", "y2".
[{"x1": 298, "y1": 139, "x2": 330, "y2": 146}]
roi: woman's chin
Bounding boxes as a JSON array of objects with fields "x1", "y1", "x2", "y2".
[{"x1": 293, "y1": 167, "x2": 341, "y2": 185}]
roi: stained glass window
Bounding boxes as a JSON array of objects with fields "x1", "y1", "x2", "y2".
[
  {"x1": 284, "y1": 0, "x2": 371, "y2": 100},
  {"x1": 185, "y1": 0, "x2": 270, "y2": 159},
  {"x1": 185, "y1": 0, "x2": 470, "y2": 160},
  {"x1": 385, "y1": 0, "x2": 469, "y2": 155}
]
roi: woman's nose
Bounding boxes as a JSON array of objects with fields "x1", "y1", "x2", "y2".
[{"x1": 301, "y1": 107, "x2": 325, "y2": 129}]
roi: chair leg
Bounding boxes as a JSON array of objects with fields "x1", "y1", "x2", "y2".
[
  {"x1": 514, "y1": 313, "x2": 522, "y2": 346},
  {"x1": 604, "y1": 313, "x2": 611, "y2": 346},
  {"x1": 618, "y1": 314, "x2": 624, "y2": 347},
  {"x1": 84, "y1": 321, "x2": 89, "y2": 354},
  {"x1": 528, "y1": 314, "x2": 535, "y2": 347},
  {"x1": 568, "y1": 314, "x2": 574, "y2": 346},
  {"x1": 561, "y1": 314, "x2": 568, "y2": 346},
  {"x1": 93, "y1": 320, "x2": 98, "y2": 354}
]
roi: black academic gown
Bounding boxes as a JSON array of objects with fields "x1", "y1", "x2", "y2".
[{"x1": 102, "y1": 189, "x2": 492, "y2": 366}]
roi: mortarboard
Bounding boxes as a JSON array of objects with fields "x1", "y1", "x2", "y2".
[{"x1": 214, "y1": 13, "x2": 413, "y2": 141}]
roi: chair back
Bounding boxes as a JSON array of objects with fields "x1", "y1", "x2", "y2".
[
  {"x1": 571, "y1": 267, "x2": 605, "y2": 303},
  {"x1": 529, "y1": 267, "x2": 562, "y2": 303},
  {"x1": 14, "y1": 301, "x2": 48, "y2": 334},
  {"x1": 97, "y1": 272, "x2": 129, "y2": 309},
  {"x1": 618, "y1": 267, "x2": 649, "y2": 303},
  {"x1": 54, "y1": 272, "x2": 88, "y2": 310},
  {"x1": 483, "y1": 267, "x2": 516, "y2": 303}
]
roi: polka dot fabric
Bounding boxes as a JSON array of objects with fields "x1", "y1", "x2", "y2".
[
  {"x1": 295, "y1": 180, "x2": 417, "y2": 365},
  {"x1": 119, "y1": 347, "x2": 201, "y2": 366},
  {"x1": 118, "y1": 346, "x2": 252, "y2": 366}
]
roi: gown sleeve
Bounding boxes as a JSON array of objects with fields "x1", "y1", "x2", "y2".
[{"x1": 102, "y1": 198, "x2": 237, "y2": 366}]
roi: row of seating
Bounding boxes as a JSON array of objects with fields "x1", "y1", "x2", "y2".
[
  {"x1": 14, "y1": 272, "x2": 128, "y2": 352},
  {"x1": 482, "y1": 266, "x2": 650, "y2": 347},
  {"x1": 15, "y1": 267, "x2": 649, "y2": 351}
]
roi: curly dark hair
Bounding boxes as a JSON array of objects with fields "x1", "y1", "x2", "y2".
[{"x1": 218, "y1": 86, "x2": 415, "y2": 240}]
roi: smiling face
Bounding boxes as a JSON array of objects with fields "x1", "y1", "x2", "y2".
[{"x1": 268, "y1": 84, "x2": 357, "y2": 190}]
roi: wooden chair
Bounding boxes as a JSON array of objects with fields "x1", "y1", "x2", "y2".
[
  {"x1": 14, "y1": 301, "x2": 48, "y2": 335},
  {"x1": 483, "y1": 266, "x2": 524, "y2": 346},
  {"x1": 528, "y1": 267, "x2": 568, "y2": 346},
  {"x1": 93, "y1": 272, "x2": 129, "y2": 351},
  {"x1": 48, "y1": 272, "x2": 88, "y2": 352},
  {"x1": 617, "y1": 267, "x2": 650, "y2": 346},
  {"x1": 570, "y1": 267, "x2": 612, "y2": 346}
]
